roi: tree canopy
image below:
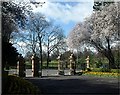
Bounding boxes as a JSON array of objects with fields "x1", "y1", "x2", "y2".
[
  {"x1": 2, "y1": 1, "x2": 30, "y2": 42},
  {"x1": 67, "y1": 2, "x2": 120, "y2": 69},
  {"x1": 1, "y1": 1, "x2": 30, "y2": 67}
]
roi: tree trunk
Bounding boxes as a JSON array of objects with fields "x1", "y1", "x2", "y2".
[
  {"x1": 105, "y1": 37, "x2": 116, "y2": 69},
  {"x1": 109, "y1": 57, "x2": 116, "y2": 69},
  {"x1": 39, "y1": 38, "x2": 43, "y2": 77},
  {"x1": 47, "y1": 39, "x2": 50, "y2": 68},
  {"x1": 47, "y1": 51, "x2": 49, "y2": 68},
  {"x1": 102, "y1": 48, "x2": 116, "y2": 69},
  {"x1": 105, "y1": 51, "x2": 116, "y2": 69},
  {"x1": 91, "y1": 40, "x2": 116, "y2": 69}
]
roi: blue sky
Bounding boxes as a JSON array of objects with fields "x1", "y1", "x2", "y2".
[
  {"x1": 14, "y1": 0, "x2": 94, "y2": 36},
  {"x1": 31, "y1": 0, "x2": 94, "y2": 36}
]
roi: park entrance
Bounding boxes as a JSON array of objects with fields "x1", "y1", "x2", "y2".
[
  {"x1": 15, "y1": 53, "x2": 89, "y2": 77},
  {"x1": 17, "y1": 53, "x2": 89, "y2": 77},
  {"x1": 30, "y1": 53, "x2": 77, "y2": 77}
]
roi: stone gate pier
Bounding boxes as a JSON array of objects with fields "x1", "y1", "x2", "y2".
[
  {"x1": 31, "y1": 54, "x2": 40, "y2": 77},
  {"x1": 17, "y1": 54, "x2": 26, "y2": 77},
  {"x1": 57, "y1": 54, "x2": 64, "y2": 75},
  {"x1": 69, "y1": 53, "x2": 76, "y2": 75}
]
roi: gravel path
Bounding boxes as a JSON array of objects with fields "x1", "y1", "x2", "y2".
[{"x1": 25, "y1": 75, "x2": 120, "y2": 95}]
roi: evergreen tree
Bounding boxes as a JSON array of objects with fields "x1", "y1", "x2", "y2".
[{"x1": 2, "y1": 41, "x2": 19, "y2": 68}]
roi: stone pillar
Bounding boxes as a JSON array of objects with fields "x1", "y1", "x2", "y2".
[
  {"x1": 18, "y1": 54, "x2": 26, "y2": 77},
  {"x1": 17, "y1": 61, "x2": 19, "y2": 75},
  {"x1": 69, "y1": 53, "x2": 76, "y2": 75},
  {"x1": 85, "y1": 56, "x2": 90, "y2": 70},
  {"x1": 31, "y1": 54, "x2": 40, "y2": 77},
  {"x1": 57, "y1": 54, "x2": 64, "y2": 75}
]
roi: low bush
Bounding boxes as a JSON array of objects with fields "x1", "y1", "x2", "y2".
[
  {"x1": 3, "y1": 75, "x2": 41, "y2": 94},
  {"x1": 111, "y1": 69, "x2": 120, "y2": 73},
  {"x1": 84, "y1": 71, "x2": 119, "y2": 78},
  {"x1": 92, "y1": 68, "x2": 119, "y2": 73},
  {"x1": 100, "y1": 68, "x2": 110, "y2": 72},
  {"x1": 86, "y1": 68, "x2": 92, "y2": 71},
  {"x1": 92, "y1": 68, "x2": 101, "y2": 72}
]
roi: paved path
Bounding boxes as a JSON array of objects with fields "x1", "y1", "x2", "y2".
[
  {"x1": 9, "y1": 69, "x2": 73, "y2": 77},
  {"x1": 25, "y1": 75, "x2": 120, "y2": 95}
]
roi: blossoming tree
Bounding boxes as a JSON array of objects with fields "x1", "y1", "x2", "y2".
[{"x1": 67, "y1": 2, "x2": 120, "y2": 69}]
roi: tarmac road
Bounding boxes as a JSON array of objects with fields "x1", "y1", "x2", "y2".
[{"x1": 26, "y1": 75, "x2": 120, "y2": 95}]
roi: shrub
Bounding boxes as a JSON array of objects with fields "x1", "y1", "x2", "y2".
[
  {"x1": 92, "y1": 68, "x2": 118, "y2": 72},
  {"x1": 86, "y1": 68, "x2": 92, "y2": 71},
  {"x1": 92, "y1": 68, "x2": 101, "y2": 72},
  {"x1": 100, "y1": 68, "x2": 110, "y2": 72},
  {"x1": 111, "y1": 69, "x2": 120, "y2": 73},
  {"x1": 3, "y1": 75, "x2": 41, "y2": 94}
]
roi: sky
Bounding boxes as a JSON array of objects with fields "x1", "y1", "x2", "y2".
[
  {"x1": 31, "y1": 0, "x2": 94, "y2": 36},
  {"x1": 12, "y1": 0, "x2": 94, "y2": 56}
]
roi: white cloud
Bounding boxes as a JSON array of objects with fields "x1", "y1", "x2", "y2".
[
  {"x1": 10, "y1": 0, "x2": 93, "y2": 24},
  {"x1": 17, "y1": 42, "x2": 27, "y2": 47},
  {"x1": 32, "y1": 0, "x2": 94, "y2": 24}
]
